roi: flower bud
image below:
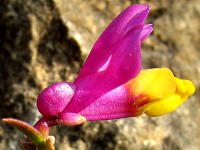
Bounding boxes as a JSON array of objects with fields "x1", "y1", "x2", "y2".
[{"x1": 37, "y1": 82, "x2": 76, "y2": 118}]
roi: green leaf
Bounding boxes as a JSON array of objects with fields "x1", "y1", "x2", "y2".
[{"x1": 2, "y1": 118, "x2": 46, "y2": 148}]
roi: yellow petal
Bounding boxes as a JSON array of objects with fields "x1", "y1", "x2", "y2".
[
  {"x1": 126, "y1": 68, "x2": 195, "y2": 117},
  {"x1": 127, "y1": 68, "x2": 176, "y2": 100},
  {"x1": 175, "y1": 77, "x2": 195, "y2": 102},
  {"x1": 144, "y1": 78, "x2": 195, "y2": 117},
  {"x1": 144, "y1": 94, "x2": 181, "y2": 116}
]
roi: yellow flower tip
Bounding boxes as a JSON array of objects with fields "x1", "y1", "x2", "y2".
[
  {"x1": 175, "y1": 77, "x2": 195, "y2": 98},
  {"x1": 143, "y1": 76, "x2": 195, "y2": 117},
  {"x1": 126, "y1": 68, "x2": 195, "y2": 117}
]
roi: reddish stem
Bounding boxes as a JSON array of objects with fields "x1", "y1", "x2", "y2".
[{"x1": 34, "y1": 118, "x2": 58, "y2": 130}]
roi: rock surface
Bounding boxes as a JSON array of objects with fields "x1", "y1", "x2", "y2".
[{"x1": 0, "y1": 0, "x2": 200, "y2": 150}]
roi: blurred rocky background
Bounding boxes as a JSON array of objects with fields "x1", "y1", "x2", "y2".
[{"x1": 0, "y1": 0, "x2": 200, "y2": 149}]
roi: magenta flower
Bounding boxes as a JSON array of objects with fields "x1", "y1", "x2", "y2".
[{"x1": 35, "y1": 4, "x2": 195, "y2": 129}]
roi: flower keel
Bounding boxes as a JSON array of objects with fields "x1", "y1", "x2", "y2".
[{"x1": 126, "y1": 68, "x2": 195, "y2": 117}]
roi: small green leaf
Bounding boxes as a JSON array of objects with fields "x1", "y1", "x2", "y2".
[{"x1": 2, "y1": 118, "x2": 46, "y2": 148}]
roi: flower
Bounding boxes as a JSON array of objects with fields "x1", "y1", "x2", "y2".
[{"x1": 35, "y1": 4, "x2": 195, "y2": 128}]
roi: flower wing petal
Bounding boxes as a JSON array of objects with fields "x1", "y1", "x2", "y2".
[
  {"x1": 141, "y1": 24, "x2": 153, "y2": 42},
  {"x1": 76, "y1": 4, "x2": 150, "y2": 80},
  {"x1": 63, "y1": 26, "x2": 143, "y2": 113}
]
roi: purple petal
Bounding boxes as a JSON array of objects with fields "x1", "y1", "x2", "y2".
[
  {"x1": 79, "y1": 85, "x2": 139, "y2": 121},
  {"x1": 140, "y1": 24, "x2": 153, "y2": 42},
  {"x1": 106, "y1": 25, "x2": 142, "y2": 85},
  {"x1": 37, "y1": 82, "x2": 76, "y2": 118},
  {"x1": 76, "y1": 4, "x2": 150, "y2": 80},
  {"x1": 62, "y1": 25, "x2": 143, "y2": 114},
  {"x1": 123, "y1": 7, "x2": 150, "y2": 36},
  {"x1": 61, "y1": 4, "x2": 152, "y2": 117}
]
